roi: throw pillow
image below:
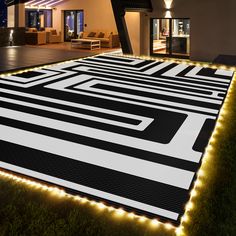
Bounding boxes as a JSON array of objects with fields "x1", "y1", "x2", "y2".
[
  {"x1": 97, "y1": 32, "x2": 105, "y2": 38},
  {"x1": 78, "y1": 32, "x2": 83, "y2": 39},
  {"x1": 87, "y1": 32, "x2": 96, "y2": 37}
]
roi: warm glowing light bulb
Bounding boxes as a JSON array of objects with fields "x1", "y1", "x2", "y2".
[
  {"x1": 150, "y1": 219, "x2": 159, "y2": 227},
  {"x1": 165, "y1": 10, "x2": 172, "y2": 18},
  {"x1": 165, "y1": 223, "x2": 174, "y2": 230},
  {"x1": 164, "y1": 0, "x2": 173, "y2": 9},
  {"x1": 185, "y1": 201, "x2": 194, "y2": 211},
  {"x1": 139, "y1": 216, "x2": 147, "y2": 223},
  {"x1": 190, "y1": 189, "x2": 197, "y2": 197},
  {"x1": 97, "y1": 202, "x2": 106, "y2": 210},
  {"x1": 115, "y1": 208, "x2": 125, "y2": 217}
]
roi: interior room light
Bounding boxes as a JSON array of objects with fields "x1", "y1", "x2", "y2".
[
  {"x1": 165, "y1": 10, "x2": 172, "y2": 18},
  {"x1": 164, "y1": 0, "x2": 173, "y2": 9}
]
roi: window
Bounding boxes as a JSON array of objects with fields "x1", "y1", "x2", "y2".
[
  {"x1": 25, "y1": 9, "x2": 52, "y2": 29},
  {"x1": 151, "y1": 18, "x2": 190, "y2": 58}
]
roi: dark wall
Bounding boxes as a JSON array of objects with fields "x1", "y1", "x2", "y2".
[
  {"x1": 0, "y1": 1, "x2": 7, "y2": 27},
  {"x1": 140, "y1": 0, "x2": 236, "y2": 62},
  {"x1": 111, "y1": 0, "x2": 152, "y2": 54},
  {"x1": 0, "y1": 27, "x2": 25, "y2": 47}
]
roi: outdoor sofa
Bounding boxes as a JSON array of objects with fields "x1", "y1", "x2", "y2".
[{"x1": 81, "y1": 30, "x2": 120, "y2": 48}]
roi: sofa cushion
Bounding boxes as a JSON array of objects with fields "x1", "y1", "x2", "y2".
[
  {"x1": 28, "y1": 28, "x2": 37, "y2": 32},
  {"x1": 97, "y1": 32, "x2": 105, "y2": 38},
  {"x1": 51, "y1": 29, "x2": 57, "y2": 35},
  {"x1": 87, "y1": 32, "x2": 96, "y2": 37},
  {"x1": 103, "y1": 31, "x2": 112, "y2": 38},
  {"x1": 98, "y1": 38, "x2": 109, "y2": 42}
]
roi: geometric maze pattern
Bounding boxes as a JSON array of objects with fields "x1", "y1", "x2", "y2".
[{"x1": 0, "y1": 55, "x2": 234, "y2": 225}]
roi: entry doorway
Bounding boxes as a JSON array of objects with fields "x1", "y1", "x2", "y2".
[
  {"x1": 151, "y1": 18, "x2": 190, "y2": 58},
  {"x1": 64, "y1": 10, "x2": 84, "y2": 41}
]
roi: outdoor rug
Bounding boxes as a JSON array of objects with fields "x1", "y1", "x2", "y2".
[{"x1": 0, "y1": 54, "x2": 234, "y2": 225}]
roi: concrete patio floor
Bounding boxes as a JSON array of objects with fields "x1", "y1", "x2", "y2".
[{"x1": 0, "y1": 45, "x2": 98, "y2": 73}]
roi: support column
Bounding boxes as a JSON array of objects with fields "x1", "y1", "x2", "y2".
[
  {"x1": 7, "y1": 3, "x2": 25, "y2": 28},
  {"x1": 7, "y1": 5, "x2": 15, "y2": 27},
  {"x1": 125, "y1": 12, "x2": 141, "y2": 56},
  {"x1": 17, "y1": 4, "x2": 26, "y2": 27}
]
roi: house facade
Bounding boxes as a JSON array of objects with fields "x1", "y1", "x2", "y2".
[{"x1": 4, "y1": 0, "x2": 236, "y2": 62}]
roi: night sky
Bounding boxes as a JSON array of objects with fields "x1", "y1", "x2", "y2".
[{"x1": 0, "y1": 1, "x2": 7, "y2": 27}]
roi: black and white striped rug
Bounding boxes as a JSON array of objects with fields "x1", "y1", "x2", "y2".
[{"x1": 0, "y1": 55, "x2": 234, "y2": 225}]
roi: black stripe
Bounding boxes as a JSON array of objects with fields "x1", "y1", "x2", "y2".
[
  {"x1": 0, "y1": 70, "x2": 63, "y2": 85},
  {"x1": 14, "y1": 71, "x2": 46, "y2": 79},
  {"x1": 78, "y1": 70, "x2": 214, "y2": 96},
  {"x1": 83, "y1": 58, "x2": 154, "y2": 69},
  {"x1": 0, "y1": 116, "x2": 198, "y2": 172},
  {"x1": 1, "y1": 97, "x2": 188, "y2": 145},
  {"x1": 75, "y1": 62, "x2": 228, "y2": 91},
  {"x1": 1, "y1": 92, "x2": 142, "y2": 126},
  {"x1": 96, "y1": 55, "x2": 135, "y2": 62},
  {"x1": 196, "y1": 68, "x2": 232, "y2": 80},
  {"x1": 0, "y1": 139, "x2": 189, "y2": 215},
  {"x1": 73, "y1": 64, "x2": 227, "y2": 92},
  {"x1": 89, "y1": 83, "x2": 221, "y2": 110},
  {"x1": 0, "y1": 82, "x2": 218, "y2": 116}
]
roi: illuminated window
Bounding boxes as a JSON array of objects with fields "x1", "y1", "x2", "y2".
[{"x1": 151, "y1": 18, "x2": 190, "y2": 58}]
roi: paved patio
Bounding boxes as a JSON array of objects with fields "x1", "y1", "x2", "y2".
[
  {"x1": 0, "y1": 46, "x2": 96, "y2": 73},
  {"x1": 0, "y1": 54, "x2": 234, "y2": 225}
]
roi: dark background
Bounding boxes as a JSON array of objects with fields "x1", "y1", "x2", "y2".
[{"x1": 0, "y1": 0, "x2": 7, "y2": 27}]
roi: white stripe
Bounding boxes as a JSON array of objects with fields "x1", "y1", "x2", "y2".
[
  {"x1": 77, "y1": 66, "x2": 225, "y2": 99},
  {"x1": 0, "y1": 161, "x2": 179, "y2": 220},
  {"x1": 79, "y1": 59, "x2": 158, "y2": 71},
  {"x1": 90, "y1": 57, "x2": 146, "y2": 65},
  {"x1": 46, "y1": 75, "x2": 219, "y2": 114},
  {"x1": 215, "y1": 69, "x2": 234, "y2": 77},
  {"x1": 163, "y1": 64, "x2": 230, "y2": 85},
  {"x1": 0, "y1": 70, "x2": 77, "y2": 88},
  {"x1": 0, "y1": 97, "x2": 153, "y2": 131},
  {"x1": 1, "y1": 69, "x2": 59, "y2": 83},
  {"x1": 143, "y1": 62, "x2": 173, "y2": 75},
  {"x1": 76, "y1": 66, "x2": 226, "y2": 99},
  {"x1": 0, "y1": 87, "x2": 217, "y2": 117},
  {"x1": 0, "y1": 123, "x2": 194, "y2": 189},
  {"x1": 78, "y1": 61, "x2": 227, "y2": 91},
  {"x1": 0, "y1": 107, "x2": 211, "y2": 163},
  {"x1": 185, "y1": 67, "x2": 231, "y2": 84},
  {"x1": 77, "y1": 79, "x2": 222, "y2": 105}
]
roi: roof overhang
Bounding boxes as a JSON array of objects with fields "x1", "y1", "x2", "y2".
[
  {"x1": 121, "y1": 0, "x2": 153, "y2": 12},
  {"x1": 6, "y1": 0, "x2": 29, "y2": 6},
  {"x1": 111, "y1": 0, "x2": 153, "y2": 54},
  {"x1": 5, "y1": 0, "x2": 65, "y2": 7}
]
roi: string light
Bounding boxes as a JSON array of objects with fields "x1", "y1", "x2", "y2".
[{"x1": 0, "y1": 53, "x2": 235, "y2": 235}]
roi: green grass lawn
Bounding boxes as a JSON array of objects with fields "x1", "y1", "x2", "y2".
[{"x1": 0, "y1": 74, "x2": 235, "y2": 236}]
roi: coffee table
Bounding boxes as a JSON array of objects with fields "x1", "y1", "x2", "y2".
[{"x1": 71, "y1": 38, "x2": 101, "y2": 50}]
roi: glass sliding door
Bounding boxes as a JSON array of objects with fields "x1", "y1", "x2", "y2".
[
  {"x1": 171, "y1": 19, "x2": 190, "y2": 56},
  {"x1": 152, "y1": 19, "x2": 170, "y2": 55},
  {"x1": 151, "y1": 18, "x2": 190, "y2": 58},
  {"x1": 64, "y1": 10, "x2": 84, "y2": 41},
  {"x1": 77, "y1": 11, "x2": 84, "y2": 34}
]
